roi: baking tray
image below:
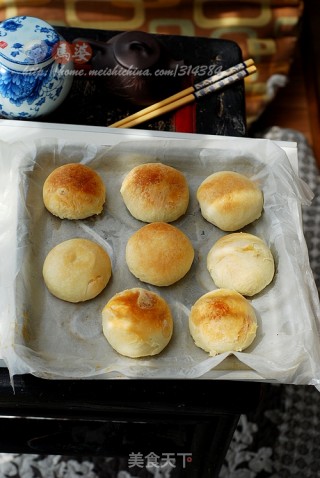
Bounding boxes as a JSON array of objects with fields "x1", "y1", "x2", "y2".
[{"x1": 0, "y1": 122, "x2": 320, "y2": 386}]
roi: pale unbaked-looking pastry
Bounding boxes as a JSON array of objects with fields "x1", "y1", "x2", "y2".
[
  {"x1": 120, "y1": 162, "x2": 189, "y2": 222},
  {"x1": 43, "y1": 238, "x2": 112, "y2": 302},
  {"x1": 43, "y1": 163, "x2": 106, "y2": 220},
  {"x1": 102, "y1": 288, "x2": 173, "y2": 358},
  {"x1": 197, "y1": 171, "x2": 263, "y2": 231},
  {"x1": 189, "y1": 288, "x2": 257, "y2": 356},
  {"x1": 125, "y1": 222, "x2": 194, "y2": 286},
  {"x1": 207, "y1": 232, "x2": 275, "y2": 296}
]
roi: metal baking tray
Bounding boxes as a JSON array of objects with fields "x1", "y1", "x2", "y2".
[{"x1": 0, "y1": 121, "x2": 319, "y2": 386}]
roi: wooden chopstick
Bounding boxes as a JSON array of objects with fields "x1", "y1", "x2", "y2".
[{"x1": 109, "y1": 59, "x2": 255, "y2": 129}]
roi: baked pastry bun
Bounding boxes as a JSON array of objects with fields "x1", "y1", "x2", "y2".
[
  {"x1": 43, "y1": 238, "x2": 112, "y2": 302},
  {"x1": 197, "y1": 171, "x2": 263, "y2": 231},
  {"x1": 126, "y1": 222, "x2": 194, "y2": 286},
  {"x1": 102, "y1": 288, "x2": 173, "y2": 358},
  {"x1": 120, "y1": 162, "x2": 189, "y2": 222},
  {"x1": 207, "y1": 232, "x2": 274, "y2": 296},
  {"x1": 189, "y1": 288, "x2": 257, "y2": 356},
  {"x1": 43, "y1": 163, "x2": 106, "y2": 219}
]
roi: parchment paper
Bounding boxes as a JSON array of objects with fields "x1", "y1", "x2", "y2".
[{"x1": 1, "y1": 135, "x2": 320, "y2": 386}]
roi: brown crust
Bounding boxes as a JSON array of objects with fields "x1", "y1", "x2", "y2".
[
  {"x1": 43, "y1": 163, "x2": 106, "y2": 219},
  {"x1": 120, "y1": 162, "x2": 189, "y2": 222},
  {"x1": 104, "y1": 288, "x2": 173, "y2": 341},
  {"x1": 102, "y1": 288, "x2": 173, "y2": 357},
  {"x1": 197, "y1": 171, "x2": 259, "y2": 205},
  {"x1": 125, "y1": 222, "x2": 194, "y2": 286},
  {"x1": 197, "y1": 171, "x2": 263, "y2": 231},
  {"x1": 189, "y1": 289, "x2": 257, "y2": 355}
]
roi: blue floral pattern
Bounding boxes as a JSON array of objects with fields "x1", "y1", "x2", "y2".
[
  {"x1": 25, "y1": 41, "x2": 49, "y2": 63},
  {"x1": 0, "y1": 16, "x2": 59, "y2": 63},
  {"x1": 0, "y1": 17, "x2": 24, "y2": 34},
  {"x1": 0, "y1": 16, "x2": 72, "y2": 118},
  {"x1": 0, "y1": 63, "x2": 69, "y2": 118},
  {"x1": 10, "y1": 42, "x2": 23, "y2": 58}
]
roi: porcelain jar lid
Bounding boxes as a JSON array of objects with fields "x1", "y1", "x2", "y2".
[{"x1": 0, "y1": 16, "x2": 60, "y2": 71}]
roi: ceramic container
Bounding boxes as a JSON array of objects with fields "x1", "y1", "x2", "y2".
[
  {"x1": 0, "y1": 16, "x2": 73, "y2": 119},
  {"x1": 78, "y1": 31, "x2": 184, "y2": 106}
]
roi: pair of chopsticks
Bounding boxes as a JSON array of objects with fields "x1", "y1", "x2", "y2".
[{"x1": 109, "y1": 58, "x2": 256, "y2": 129}]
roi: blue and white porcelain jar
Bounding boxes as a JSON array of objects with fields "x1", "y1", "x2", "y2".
[{"x1": 0, "y1": 16, "x2": 73, "y2": 119}]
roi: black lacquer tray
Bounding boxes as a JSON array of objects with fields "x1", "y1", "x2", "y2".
[{"x1": 42, "y1": 27, "x2": 247, "y2": 137}]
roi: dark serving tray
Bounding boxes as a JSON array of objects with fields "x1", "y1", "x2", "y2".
[{"x1": 42, "y1": 26, "x2": 247, "y2": 137}]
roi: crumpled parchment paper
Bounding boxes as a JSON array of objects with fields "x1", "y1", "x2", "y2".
[{"x1": 1, "y1": 135, "x2": 320, "y2": 387}]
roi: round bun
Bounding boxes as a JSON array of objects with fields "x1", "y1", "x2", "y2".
[
  {"x1": 43, "y1": 163, "x2": 106, "y2": 219},
  {"x1": 207, "y1": 232, "x2": 275, "y2": 296},
  {"x1": 102, "y1": 288, "x2": 173, "y2": 358},
  {"x1": 197, "y1": 171, "x2": 263, "y2": 231},
  {"x1": 120, "y1": 162, "x2": 189, "y2": 222},
  {"x1": 189, "y1": 288, "x2": 257, "y2": 356},
  {"x1": 43, "y1": 238, "x2": 112, "y2": 302},
  {"x1": 126, "y1": 222, "x2": 194, "y2": 286}
]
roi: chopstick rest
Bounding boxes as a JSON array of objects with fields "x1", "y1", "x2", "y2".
[{"x1": 109, "y1": 59, "x2": 256, "y2": 129}]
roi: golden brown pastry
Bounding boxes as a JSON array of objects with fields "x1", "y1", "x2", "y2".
[
  {"x1": 120, "y1": 162, "x2": 189, "y2": 222},
  {"x1": 102, "y1": 288, "x2": 173, "y2": 358},
  {"x1": 207, "y1": 232, "x2": 275, "y2": 296},
  {"x1": 43, "y1": 163, "x2": 106, "y2": 219},
  {"x1": 197, "y1": 171, "x2": 263, "y2": 231},
  {"x1": 189, "y1": 288, "x2": 257, "y2": 356},
  {"x1": 126, "y1": 222, "x2": 194, "y2": 286},
  {"x1": 43, "y1": 238, "x2": 112, "y2": 302}
]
